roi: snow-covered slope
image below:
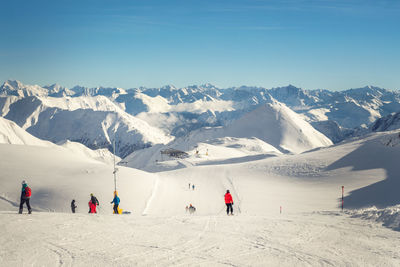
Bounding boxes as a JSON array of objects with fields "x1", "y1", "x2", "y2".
[
  {"x1": 1, "y1": 127, "x2": 399, "y2": 215},
  {"x1": 2, "y1": 210, "x2": 400, "y2": 266},
  {"x1": 224, "y1": 102, "x2": 333, "y2": 153},
  {"x1": 177, "y1": 101, "x2": 332, "y2": 154},
  {"x1": 124, "y1": 101, "x2": 332, "y2": 171},
  {"x1": 25, "y1": 108, "x2": 173, "y2": 157},
  {"x1": 58, "y1": 140, "x2": 121, "y2": 165},
  {"x1": 1, "y1": 127, "x2": 400, "y2": 265},
  {"x1": 133, "y1": 129, "x2": 400, "y2": 216},
  {"x1": 0, "y1": 143, "x2": 156, "y2": 213},
  {"x1": 1, "y1": 94, "x2": 172, "y2": 157},
  {"x1": 0, "y1": 117, "x2": 53, "y2": 147},
  {"x1": 369, "y1": 111, "x2": 400, "y2": 132},
  {"x1": 124, "y1": 136, "x2": 281, "y2": 172},
  {"x1": 0, "y1": 116, "x2": 122, "y2": 164}
]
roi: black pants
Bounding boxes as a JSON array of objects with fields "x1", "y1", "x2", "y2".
[
  {"x1": 113, "y1": 204, "x2": 119, "y2": 214},
  {"x1": 71, "y1": 207, "x2": 76, "y2": 213},
  {"x1": 226, "y1": 203, "x2": 233, "y2": 215},
  {"x1": 19, "y1": 198, "x2": 32, "y2": 213}
]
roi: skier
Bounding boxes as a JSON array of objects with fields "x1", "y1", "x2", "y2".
[
  {"x1": 185, "y1": 205, "x2": 189, "y2": 213},
  {"x1": 19, "y1": 180, "x2": 32, "y2": 214},
  {"x1": 88, "y1": 193, "x2": 99, "y2": 214},
  {"x1": 71, "y1": 199, "x2": 77, "y2": 213},
  {"x1": 224, "y1": 190, "x2": 234, "y2": 215},
  {"x1": 189, "y1": 204, "x2": 196, "y2": 214},
  {"x1": 110, "y1": 191, "x2": 120, "y2": 214},
  {"x1": 192, "y1": 184, "x2": 195, "y2": 191},
  {"x1": 188, "y1": 183, "x2": 191, "y2": 189}
]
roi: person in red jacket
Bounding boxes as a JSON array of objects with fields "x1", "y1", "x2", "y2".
[
  {"x1": 88, "y1": 193, "x2": 99, "y2": 214},
  {"x1": 224, "y1": 190, "x2": 234, "y2": 215}
]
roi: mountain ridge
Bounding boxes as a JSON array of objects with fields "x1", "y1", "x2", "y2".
[{"x1": 1, "y1": 79, "x2": 400, "y2": 156}]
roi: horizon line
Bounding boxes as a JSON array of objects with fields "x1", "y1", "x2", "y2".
[{"x1": 1, "y1": 79, "x2": 397, "y2": 92}]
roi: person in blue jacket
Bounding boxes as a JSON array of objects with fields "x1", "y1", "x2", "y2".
[{"x1": 111, "y1": 191, "x2": 120, "y2": 214}]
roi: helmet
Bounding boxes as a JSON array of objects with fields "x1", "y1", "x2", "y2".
[
  {"x1": 22, "y1": 180, "x2": 27, "y2": 185},
  {"x1": 226, "y1": 190, "x2": 230, "y2": 193},
  {"x1": 90, "y1": 193, "x2": 93, "y2": 196}
]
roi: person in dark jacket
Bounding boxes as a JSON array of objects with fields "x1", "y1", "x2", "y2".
[
  {"x1": 89, "y1": 193, "x2": 99, "y2": 213},
  {"x1": 110, "y1": 191, "x2": 120, "y2": 214},
  {"x1": 19, "y1": 180, "x2": 32, "y2": 214},
  {"x1": 224, "y1": 190, "x2": 234, "y2": 215},
  {"x1": 71, "y1": 199, "x2": 77, "y2": 213},
  {"x1": 189, "y1": 204, "x2": 196, "y2": 214}
]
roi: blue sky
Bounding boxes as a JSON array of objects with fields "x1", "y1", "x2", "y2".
[{"x1": 0, "y1": 0, "x2": 399, "y2": 90}]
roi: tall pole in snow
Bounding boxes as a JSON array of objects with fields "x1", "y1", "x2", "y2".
[
  {"x1": 113, "y1": 139, "x2": 117, "y2": 193},
  {"x1": 341, "y1": 186, "x2": 344, "y2": 211}
]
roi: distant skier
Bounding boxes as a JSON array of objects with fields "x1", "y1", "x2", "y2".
[
  {"x1": 188, "y1": 183, "x2": 191, "y2": 189},
  {"x1": 19, "y1": 180, "x2": 32, "y2": 214},
  {"x1": 110, "y1": 191, "x2": 120, "y2": 214},
  {"x1": 224, "y1": 190, "x2": 234, "y2": 215},
  {"x1": 88, "y1": 193, "x2": 99, "y2": 214},
  {"x1": 71, "y1": 199, "x2": 77, "y2": 213},
  {"x1": 189, "y1": 204, "x2": 196, "y2": 214},
  {"x1": 192, "y1": 184, "x2": 195, "y2": 191},
  {"x1": 185, "y1": 205, "x2": 189, "y2": 213}
]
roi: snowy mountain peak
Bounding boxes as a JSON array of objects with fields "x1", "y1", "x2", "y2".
[
  {"x1": 43, "y1": 83, "x2": 75, "y2": 97},
  {"x1": 225, "y1": 101, "x2": 333, "y2": 153},
  {"x1": 201, "y1": 83, "x2": 218, "y2": 89},
  {"x1": 0, "y1": 80, "x2": 47, "y2": 97},
  {"x1": 161, "y1": 85, "x2": 177, "y2": 91},
  {"x1": 43, "y1": 83, "x2": 63, "y2": 91},
  {"x1": 1, "y1": 79, "x2": 24, "y2": 90}
]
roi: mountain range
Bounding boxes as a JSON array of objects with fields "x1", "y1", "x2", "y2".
[{"x1": 1, "y1": 79, "x2": 400, "y2": 158}]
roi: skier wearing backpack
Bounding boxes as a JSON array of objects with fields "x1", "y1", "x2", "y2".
[
  {"x1": 224, "y1": 190, "x2": 234, "y2": 215},
  {"x1": 19, "y1": 180, "x2": 32, "y2": 214},
  {"x1": 110, "y1": 191, "x2": 120, "y2": 214},
  {"x1": 88, "y1": 193, "x2": 99, "y2": 214}
]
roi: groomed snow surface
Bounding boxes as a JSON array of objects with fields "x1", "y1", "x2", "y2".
[{"x1": 1, "y1": 130, "x2": 400, "y2": 266}]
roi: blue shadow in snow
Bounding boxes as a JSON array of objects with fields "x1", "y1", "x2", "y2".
[{"x1": 325, "y1": 136, "x2": 400, "y2": 209}]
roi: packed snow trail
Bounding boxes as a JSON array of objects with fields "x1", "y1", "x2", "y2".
[{"x1": 1, "y1": 211, "x2": 399, "y2": 266}]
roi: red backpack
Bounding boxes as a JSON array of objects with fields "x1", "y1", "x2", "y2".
[{"x1": 25, "y1": 187, "x2": 31, "y2": 198}]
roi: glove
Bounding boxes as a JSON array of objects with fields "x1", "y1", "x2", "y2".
[{"x1": 232, "y1": 202, "x2": 234, "y2": 205}]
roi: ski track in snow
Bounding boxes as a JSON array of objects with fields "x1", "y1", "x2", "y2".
[
  {"x1": 1, "y1": 211, "x2": 400, "y2": 267},
  {"x1": 142, "y1": 176, "x2": 160, "y2": 216}
]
